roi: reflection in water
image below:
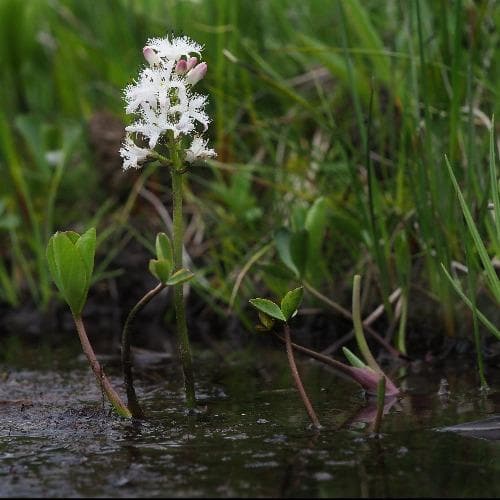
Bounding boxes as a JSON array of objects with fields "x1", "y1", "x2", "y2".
[{"x1": 3, "y1": 353, "x2": 500, "y2": 496}]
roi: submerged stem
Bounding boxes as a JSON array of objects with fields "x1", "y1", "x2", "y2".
[
  {"x1": 73, "y1": 315, "x2": 131, "y2": 418},
  {"x1": 284, "y1": 324, "x2": 321, "y2": 429},
  {"x1": 170, "y1": 143, "x2": 196, "y2": 409},
  {"x1": 122, "y1": 283, "x2": 165, "y2": 418},
  {"x1": 373, "y1": 376, "x2": 386, "y2": 434}
]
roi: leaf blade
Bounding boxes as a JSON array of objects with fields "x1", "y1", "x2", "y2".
[
  {"x1": 280, "y1": 286, "x2": 304, "y2": 321},
  {"x1": 249, "y1": 298, "x2": 286, "y2": 322}
]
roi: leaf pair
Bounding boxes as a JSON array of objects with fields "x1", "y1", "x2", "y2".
[
  {"x1": 148, "y1": 232, "x2": 194, "y2": 286},
  {"x1": 250, "y1": 287, "x2": 303, "y2": 329},
  {"x1": 46, "y1": 227, "x2": 96, "y2": 316}
]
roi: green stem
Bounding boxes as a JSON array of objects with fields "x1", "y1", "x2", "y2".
[
  {"x1": 284, "y1": 324, "x2": 321, "y2": 429},
  {"x1": 73, "y1": 315, "x2": 131, "y2": 418},
  {"x1": 170, "y1": 142, "x2": 196, "y2": 409},
  {"x1": 122, "y1": 282, "x2": 165, "y2": 418},
  {"x1": 352, "y1": 275, "x2": 383, "y2": 374},
  {"x1": 396, "y1": 291, "x2": 408, "y2": 355}
]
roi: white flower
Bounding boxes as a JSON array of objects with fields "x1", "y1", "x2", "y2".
[
  {"x1": 120, "y1": 35, "x2": 215, "y2": 169},
  {"x1": 185, "y1": 137, "x2": 216, "y2": 163},
  {"x1": 119, "y1": 136, "x2": 151, "y2": 170},
  {"x1": 146, "y1": 36, "x2": 202, "y2": 63}
]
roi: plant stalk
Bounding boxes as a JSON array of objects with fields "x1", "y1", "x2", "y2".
[
  {"x1": 73, "y1": 315, "x2": 131, "y2": 418},
  {"x1": 122, "y1": 282, "x2": 165, "y2": 418},
  {"x1": 170, "y1": 143, "x2": 196, "y2": 409},
  {"x1": 284, "y1": 324, "x2": 321, "y2": 429},
  {"x1": 352, "y1": 275, "x2": 383, "y2": 374}
]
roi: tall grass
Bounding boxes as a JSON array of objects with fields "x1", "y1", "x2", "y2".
[{"x1": 0, "y1": 0, "x2": 498, "y2": 351}]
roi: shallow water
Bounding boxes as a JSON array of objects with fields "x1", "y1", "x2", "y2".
[{"x1": 2, "y1": 346, "x2": 500, "y2": 497}]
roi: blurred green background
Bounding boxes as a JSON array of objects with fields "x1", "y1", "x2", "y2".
[{"x1": 0, "y1": 0, "x2": 498, "y2": 351}]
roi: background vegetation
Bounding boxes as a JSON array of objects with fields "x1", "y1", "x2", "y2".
[{"x1": 0, "y1": 0, "x2": 498, "y2": 356}]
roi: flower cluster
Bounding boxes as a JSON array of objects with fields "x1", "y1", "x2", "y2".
[{"x1": 120, "y1": 36, "x2": 216, "y2": 170}]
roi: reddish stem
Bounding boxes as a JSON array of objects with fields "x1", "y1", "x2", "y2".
[
  {"x1": 274, "y1": 332, "x2": 399, "y2": 397},
  {"x1": 74, "y1": 315, "x2": 131, "y2": 418},
  {"x1": 284, "y1": 324, "x2": 321, "y2": 429}
]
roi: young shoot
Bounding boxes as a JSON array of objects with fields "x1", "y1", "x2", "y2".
[
  {"x1": 46, "y1": 228, "x2": 131, "y2": 418},
  {"x1": 256, "y1": 276, "x2": 399, "y2": 401},
  {"x1": 122, "y1": 232, "x2": 194, "y2": 418},
  {"x1": 250, "y1": 287, "x2": 322, "y2": 429}
]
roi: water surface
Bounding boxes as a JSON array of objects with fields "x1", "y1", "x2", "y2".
[{"x1": 2, "y1": 347, "x2": 500, "y2": 497}]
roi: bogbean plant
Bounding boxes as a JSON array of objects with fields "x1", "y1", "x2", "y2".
[
  {"x1": 46, "y1": 228, "x2": 131, "y2": 418},
  {"x1": 249, "y1": 276, "x2": 399, "y2": 428},
  {"x1": 47, "y1": 36, "x2": 215, "y2": 417},
  {"x1": 46, "y1": 35, "x2": 399, "y2": 424}
]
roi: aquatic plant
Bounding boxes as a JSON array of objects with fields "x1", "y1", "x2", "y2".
[
  {"x1": 120, "y1": 35, "x2": 216, "y2": 409},
  {"x1": 122, "y1": 232, "x2": 194, "y2": 418},
  {"x1": 250, "y1": 277, "x2": 399, "y2": 426},
  {"x1": 250, "y1": 286, "x2": 321, "y2": 429},
  {"x1": 46, "y1": 228, "x2": 131, "y2": 418}
]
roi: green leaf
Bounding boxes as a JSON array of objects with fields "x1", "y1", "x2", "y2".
[
  {"x1": 75, "y1": 227, "x2": 96, "y2": 279},
  {"x1": 290, "y1": 229, "x2": 309, "y2": 278},
  {"x1": 47, "y1": 232, "x2": 89, "y2": 315},
  {"x1": 249, "y1": 298, "x2": 286, "y2": 322},
  {"x1": 342, "y1": 347, "x2": 368, "y2": 369},
  {"x1": 280, "y1": 286, "x2": 304, "y2": 321},
  {"x1": 65, "y1": 231, "x2": 80, "y2": 244},
  {"x1": 441, "y1": 264, "x2": 500, "y2": 339},
  {"x1": 156, "y1": 233, "x2": 173, "y2": 267},
  {"x1": 258, "y1": 311, "x2": 275, "y2": 330},
  {"x1": 445, "y1": 156, "x2": 500, "y2": 302},
  {"x1": 274, "y1": 228, "x2": 299, "y2": 277},
  {"x1": 149, "y1": 259, "x2": 172, "y2": 284},
  {"x1": 488, "y1": 117, "x2": 500, "y2": 249},
  {"x1": 304, "y1": 197, "x2": 327, "y2": 280},
  {"x1": 166, "y1": 268, "x2": 194, "y2": 286}
]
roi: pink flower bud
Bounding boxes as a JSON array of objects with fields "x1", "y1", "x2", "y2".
[
  {"x1": 143, "y1": 46, "x2": 160, "y2": 67},
  {"x1": 175, "y1": 59, "x2": 188, "y2": 74},
  {"x1": 186, "y1": 56, "x2": 198, "y2": 71},
  {"x1": 186, "y1": 62, "x2": 207, "y2": 86}
]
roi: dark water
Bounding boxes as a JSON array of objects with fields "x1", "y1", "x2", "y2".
[{"x1": 2, "y1": 346, "x2": 500, "y2": 497}]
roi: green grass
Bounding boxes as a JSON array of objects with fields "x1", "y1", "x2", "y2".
[{"x1": 0, "y1": 0, "x2": 498, "y2": 355}]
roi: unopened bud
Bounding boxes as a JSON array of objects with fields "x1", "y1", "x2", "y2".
[
  {"x1": 175, "y1": 59, "x2": 188, "y2": 74},
  {"x1": 186, "y1": 56, "x2": 198, "y2": 71},
  {"x1": 186, "y1": 62, "x2": 207, "y2": 86},
  {"x1": 143, "y1": 46, "x2": 160, "y2": 67}
]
